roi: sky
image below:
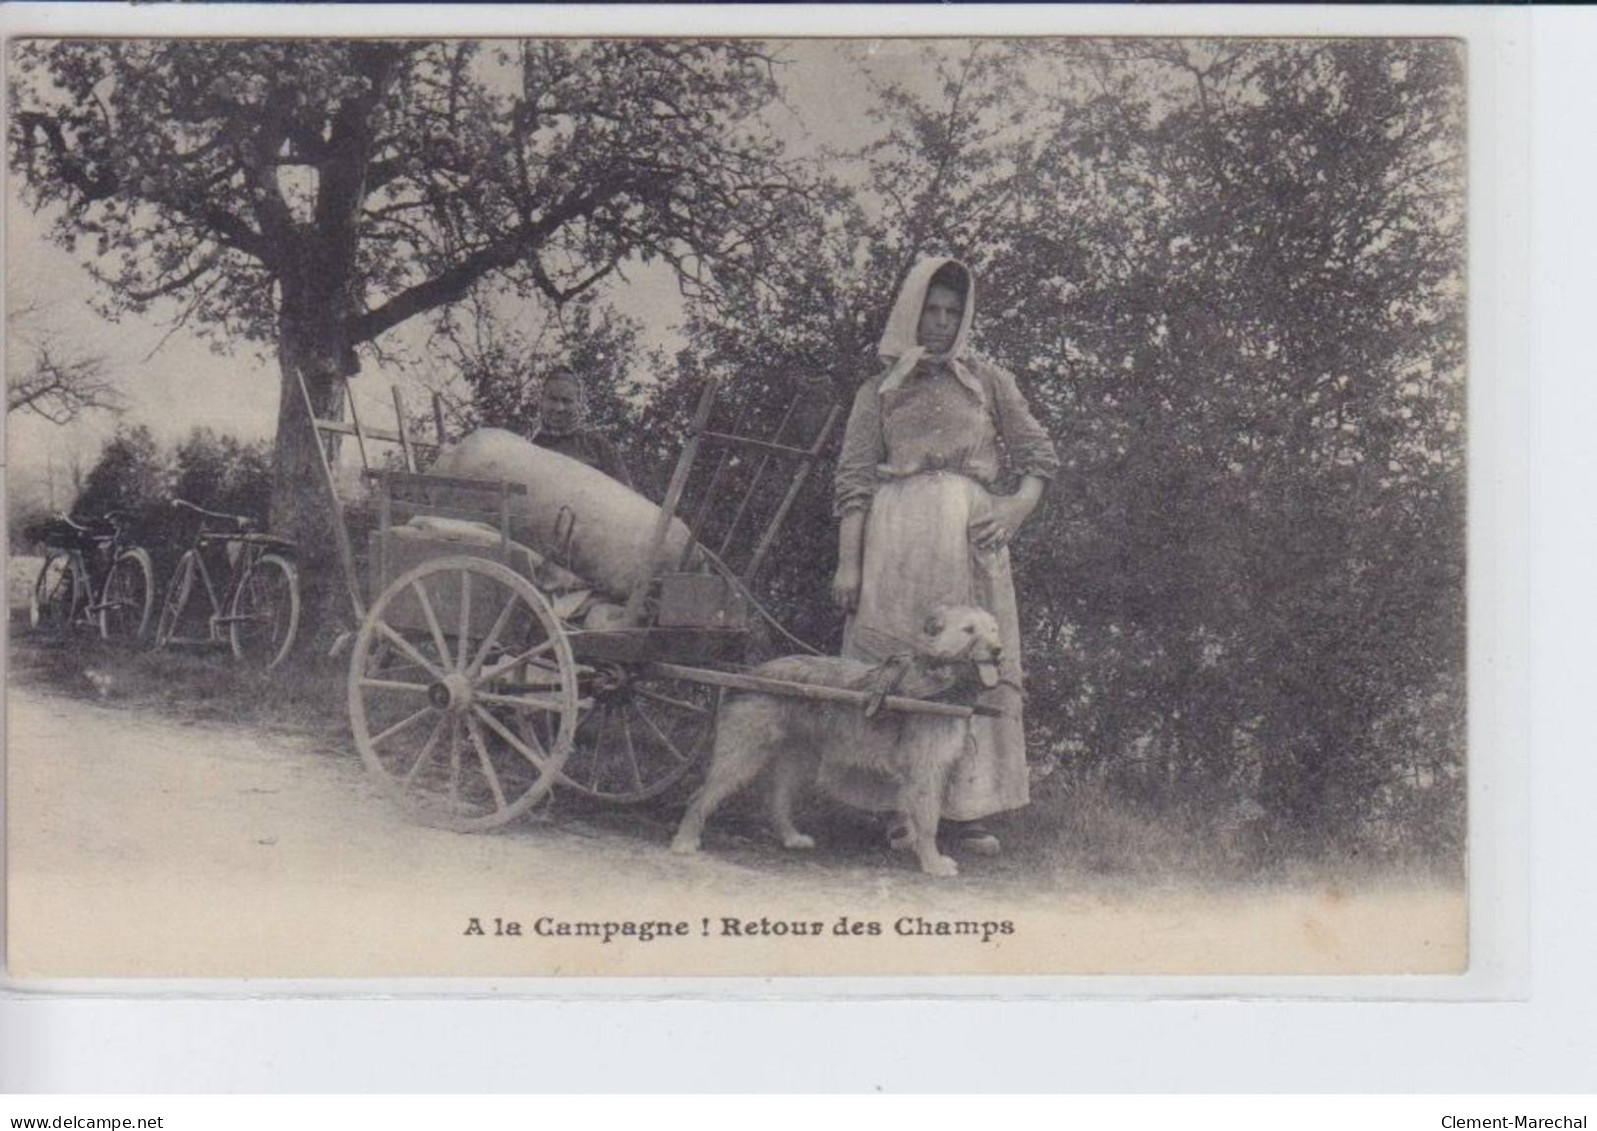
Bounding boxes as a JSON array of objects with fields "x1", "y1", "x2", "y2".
[{"x1": 3, "y1": 38, "x2": 979, "y2": 502}]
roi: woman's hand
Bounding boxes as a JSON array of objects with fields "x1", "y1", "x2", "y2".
[
  {"x1": 833, "y1": 510, "x2": 866, "y2": 612},
  {"x1": 970, "y1": 477, "x2": 1045, "y2": 552},
  {"x1": 831, "y1": 562, "x2": 862, "y2": 612}
]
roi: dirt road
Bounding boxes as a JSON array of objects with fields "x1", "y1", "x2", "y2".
[{"x1": 6, "y1": 685, "x2": 1466, "y2": 978}]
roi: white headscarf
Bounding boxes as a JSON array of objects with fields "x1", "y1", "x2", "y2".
[{"x1": 876, "y1": 255, "x2": 982, "y2": 401}]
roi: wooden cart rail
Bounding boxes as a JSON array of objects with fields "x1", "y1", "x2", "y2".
[
  {"x1": 644, "y1": 661, "x2": 1005, "y2": 720},
  {"x1": 377, "y1": 470, "x2": 528, "y2": 497},
  {"x1": 299, "y1": 374, "x2": 452, "y2": 624},
  {"x1": 363, "y1": 469, "x2": 529, "y2": 534}
]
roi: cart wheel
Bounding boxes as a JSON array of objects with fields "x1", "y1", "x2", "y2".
[
  {"x1": 229, "y1": 552, "x2": 300, "y2": 670},
  {"x1": 555, "y1": 666, "x2": 718, "y2": 804},
  {"x1": 98, "y1": 546, "x2": 155, "y2": 642},
  {"x1": 32, "y1": 552, "x2": 84, "y2": 635},
  {"x1": 349, "y1": 556, "x2": 580, "y2": 831}
]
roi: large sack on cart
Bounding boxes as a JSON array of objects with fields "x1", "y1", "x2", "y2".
[{"x1": 428, "y1": 428, "x2": 697, "y2": 600}]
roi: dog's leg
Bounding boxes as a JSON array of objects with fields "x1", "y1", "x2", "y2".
[
  {"x1": 901, "y1": 729, "x2": 958, "y2": 877},
  {"x1": 671, "y1": 702, "x2": 775, "y2": 854},
  {"x1": 768, "y1": 748, "x2": 818, "y2": 850},
  {"x1": 672, "y1": 769, "x2": 753, "y2": 854}
]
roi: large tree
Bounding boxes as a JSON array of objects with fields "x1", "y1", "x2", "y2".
[{"x1": 9, "y1": 38, "x2": 803, "y2": 575}]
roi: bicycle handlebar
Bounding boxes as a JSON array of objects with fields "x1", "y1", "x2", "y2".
[
  {"x1": 53, "y1": 510, "x2": 122, "y2": 536},
  {"x1": 171, "y1": 498, "x2": 254, "y2": 528}
]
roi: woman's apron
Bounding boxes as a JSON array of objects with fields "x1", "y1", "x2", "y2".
[{"x1": 825, "y1": 471, "x2": 1029, "y2": 820}]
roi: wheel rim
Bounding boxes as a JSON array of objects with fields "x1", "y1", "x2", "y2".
[
  {"x1": 99, "y1": 549, "x2": 154, "y2": 642},
  {"x1": 349, "y1": 556, "x2": 579, "y2": 831},
  {"x1": 555, "y1": 668, "x2": 717, "y2": 803},
  {"x1": 230, "y1": 555, "x2": 299, "y2": 669},
  {"x1": 33, "y1": 554, "x2": 80, "y2": 634}
]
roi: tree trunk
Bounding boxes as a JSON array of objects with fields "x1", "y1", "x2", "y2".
[{"x1": 271, "y1": 319, "x2": 354, "y2": 642}]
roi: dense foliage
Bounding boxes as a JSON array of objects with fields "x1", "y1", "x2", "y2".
[
  {"x1": 46, "y1": 425, "x2": 274, "y2": 574},
  {"x1": 647, "y1": 40, "x2": 1467, "y2": 863}
]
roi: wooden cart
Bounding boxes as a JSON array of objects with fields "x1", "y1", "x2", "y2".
[{"x1": 305, "y1": 377, "x2": 997, "y2": 831}]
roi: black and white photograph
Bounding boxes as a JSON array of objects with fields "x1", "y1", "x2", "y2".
[{"x1": 5, "y1": 32, "x2": 1468, "y2": 979}]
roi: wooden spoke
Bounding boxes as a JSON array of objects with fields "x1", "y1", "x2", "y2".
[
  {"x1": 588, "y1": 707, "x2": 614, "y2": 791},
  {"x1": 448, "y1": 716, "x2": 462, "y2": 806},
  {"x1": 456, "y1": 568, "x2": 473, "y2": 669},
  {"x1": 402, "y1": 718, "x2": 448, "y2": 787},
  {"x1": 621, "y1": 710, "x2": 645, "y2": 793},
  {"x1": 633, "y1": 686, "x2": 711, "y2": 716},
  {"x1": 364, "y1": 645, "x2": 430, "y2": 681},
  {"x1": 473, "y1": 637, "x2": 559, "y2": 686},
  {"x1": 371, "y1": 704, "x2": 435, "y2": 749},
  {"x1": 632, "y1": 700, "x2": 691, "y2": 764},
  {"x1": 471, "y1": 705, "x2": 552, "y2": 774},
  {"x1": 516, "y1": 714, "x2": 553, "y2": 767},
  {"x1": 525, "y1": 709, "x2": 557, "y2": 763},
  {"x1": 411, "y1": 579, "x2": 453, "y2": 672},
  {"x1": 464, "y1": 714, "x2": 509, "y2": 812},
  {"x1": 468, "y1": 592, "x2": 522, "y2": 678},
  {"x1": 474, "y1": 689, "x2": 570, "y2": 715},
  {"x1": 359, "y1": 677, "x2": 431, "y2": 696},
  {"x1": 368, "y1": 659, "x2": 432, "y2": 683},
  {"x1": 375, "y1": 621, "x2": 447, "y2": 682}
]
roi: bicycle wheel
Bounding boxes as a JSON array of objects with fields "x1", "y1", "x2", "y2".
[
  {"x1": 228, "y1": 552, "x2": 300, "y2": 670},
  {"x1": 31, "y1": 552, "x2": 84, "y2": 634},
  {"x1": 155, "y1": 550, "x2": 203, "y2": 649},
  {"x1": 99, "y1": 546, "x2": 155, "y2": 642}
]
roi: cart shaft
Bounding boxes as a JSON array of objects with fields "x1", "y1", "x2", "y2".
[{"x1": 643, "y1": 661, "x2": 1004, "y2": 719}]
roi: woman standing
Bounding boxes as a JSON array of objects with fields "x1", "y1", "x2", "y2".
[{"x1": 830, "y1": 257, "x2": 1060, "y2": 855}]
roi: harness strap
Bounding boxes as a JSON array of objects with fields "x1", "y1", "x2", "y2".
[{"x1": 863, "y1": 654, "x2": 913, "y2": 719}]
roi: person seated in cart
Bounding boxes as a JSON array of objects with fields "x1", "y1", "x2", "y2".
[{"x1": 526, "y1": 368, "x2": 634, "y2": 490}]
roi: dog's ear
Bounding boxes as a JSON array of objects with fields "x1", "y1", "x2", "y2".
[{"x1": 922, "y1": 610, "x2": 945, "y2": 637}]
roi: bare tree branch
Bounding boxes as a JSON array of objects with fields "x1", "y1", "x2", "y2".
[{"x1": 6, "y1": 344, "x2": 125, "y2": 424}]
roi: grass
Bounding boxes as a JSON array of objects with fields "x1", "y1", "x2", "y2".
[
  {"x1": 8, "y1": 614, "x2": 353, "y2": 743},
  {"x1": 1003, "y1": 768, "x2": 1464, "y2": 890}
]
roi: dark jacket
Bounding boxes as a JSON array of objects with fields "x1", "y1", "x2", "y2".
[{"x1": 530, "y1": 427, "x2": 633, "y2": 490}]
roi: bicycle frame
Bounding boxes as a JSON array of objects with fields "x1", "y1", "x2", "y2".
[
  {"x1": 165, "y1": 530, "x2": 285, "y2": 644},
  {"x1": 42, "y1": 518, "x2": 131, "y2": 624}
]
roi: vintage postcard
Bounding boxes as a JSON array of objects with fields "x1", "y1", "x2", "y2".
[{"x1": 4, "y1": 29, "x2": 1470, "y2": 981}]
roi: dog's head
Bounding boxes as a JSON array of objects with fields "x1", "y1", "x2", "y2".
[{"x1": 920, "y1": 605, "x2": 1004, "y2": 689}]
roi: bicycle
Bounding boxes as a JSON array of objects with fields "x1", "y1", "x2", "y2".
[
  {"x1": 30, "y1": 510, "x2": 156, "y2": 642},
  {"x1": 155, "y1": 498, "x2": 302, "y2": 670}
]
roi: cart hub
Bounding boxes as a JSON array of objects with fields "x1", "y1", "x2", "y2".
[{"x1": 428, "y1": 672, "x2": 474, "y2": 712}]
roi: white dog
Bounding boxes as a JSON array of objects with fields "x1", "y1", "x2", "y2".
[{"x1": 671, "y1": 605, "x2": 1003, "y2": 876}]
